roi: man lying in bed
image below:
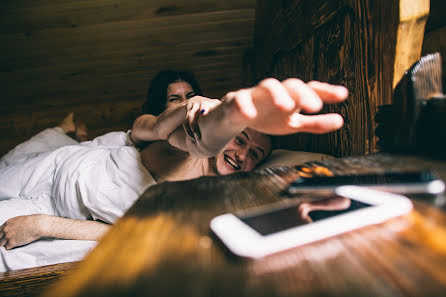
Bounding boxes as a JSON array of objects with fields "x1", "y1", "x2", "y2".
[{"x1": 0, "y1": 78, "x2": 348, "y2": 269}]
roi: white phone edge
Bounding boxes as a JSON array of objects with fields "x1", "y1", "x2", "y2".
[
  {"x1": 210, "y1": 186, "x2": 413, "y2": 259},
  {"x1": 287, "y1": 180, "x2": 445, "y2": 195}
]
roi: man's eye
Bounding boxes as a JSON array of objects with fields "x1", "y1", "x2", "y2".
[
  {"x1": 169, "y1": 98, "x2": 179, "y2": 102},
  {"x1": 249, "y1": 150, "x2": 259, "y2": 160},
  {"x1": 187, "y1": 93, "x2": 196, "y2": 99},
  {"x1": 235, "y1": 137, "x2": 244, "y2": 145}
]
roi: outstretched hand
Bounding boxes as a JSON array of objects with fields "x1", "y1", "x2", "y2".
[
  {"x1": 223, "y1": 78, "x2": 348, "y2": 135},
  {"x1": 0, "y1": 215, "x2": 43, "y2": 250}
]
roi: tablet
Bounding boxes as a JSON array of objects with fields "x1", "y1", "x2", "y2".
[{"x1": 210, "y1": 186, "x2": 413, "y2": 258}]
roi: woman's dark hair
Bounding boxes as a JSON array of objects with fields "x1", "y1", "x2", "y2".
[{"x1": 141, "y1": 70, "x2": 202, "y2": 116}]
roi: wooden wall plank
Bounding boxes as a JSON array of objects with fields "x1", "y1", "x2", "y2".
[
  {"x1": 0, "y1": 0, "x2": 257, "y2": 156},
  {"x1": 422, "y1": 26, "x2": 446, "y2": 88},
  {"x1": 0, "y1": 0, "x2": 256, "y2": 33},
  {"x1": 425, "y1": 0, "x2": 446, "y2": 33},
  {"x1": 392, "y1": 0, "x2": 430, "y2": 88},
  {"x1": 1, "y1": 9, "x2": 254, "y2": 54},
  {"x1": 254, "y1": 0, "x2": 428, "y2": 157},
  {"x1": 1, "y1": 58, "x2": 247, "y2": 109}
]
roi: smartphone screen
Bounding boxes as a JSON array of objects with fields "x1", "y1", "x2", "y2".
[
  {"x1": 211, "y1": 186, "x2": 413, "y2": 258},
  {"x1": 238, "y1": 196, "x2": 371, "y2": 236}
]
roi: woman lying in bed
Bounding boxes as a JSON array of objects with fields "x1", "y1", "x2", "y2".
[
  {"x1": 0, "y1": 69, "x2": 202, "y2": 169},
  {"x1": 0, "y1": 78, "x2": 348, "y2": 270},
  {"x1": 0, "y1": 69, "x2": 204, "y2": 271}
]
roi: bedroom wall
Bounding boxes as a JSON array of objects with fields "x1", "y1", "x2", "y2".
[
  {"x1": 1, "y1": 1, "x2": 441, "y2": 159},
  {"x1": 252, "y1": 0, "x2": 430, "y2": 157},
  {"x1": 0, "y1": 0, "x2": 256, "y2": 156},
  {"x1": 422, "y1": 0, "x2": 446, "y2": 88}
]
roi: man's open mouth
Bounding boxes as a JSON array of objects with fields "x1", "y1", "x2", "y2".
[{"x1": 224, "y1": 154, "x2": 241, "y2": 170}]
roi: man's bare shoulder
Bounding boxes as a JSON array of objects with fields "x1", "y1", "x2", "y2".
[{"x1": 140, "y1": 140, "x2": 207, "y2": 183}]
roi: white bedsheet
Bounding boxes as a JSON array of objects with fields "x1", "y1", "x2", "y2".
[
  {"x1": 0, "y1": 127, "x2": 78, "y2": 170},
  {"x1": 0, "y1": 129, "x2": 156, "y2": 271},
  {"x1": 0, "y1": 239, "x2": 97, "y2": 271}
]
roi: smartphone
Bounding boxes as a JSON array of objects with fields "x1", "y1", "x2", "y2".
[
  {"x1": 210, "y1": 186, "x2": 413, "y2": 259},
  {"x1": 286, "y1": 171, "x2": 445, "y2": 195}
]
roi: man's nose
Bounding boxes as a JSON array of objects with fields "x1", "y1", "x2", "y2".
[{"x1": 235, "y1": 149, "x2": 248, "y2": 162}]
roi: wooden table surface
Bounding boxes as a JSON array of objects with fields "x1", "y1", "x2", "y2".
[
  {"x1": 43, "y1": 154, "x2": 446, "y2": 297},
  {"x1": 0, "y1": 262, "x2": 78, "y2": 297}
]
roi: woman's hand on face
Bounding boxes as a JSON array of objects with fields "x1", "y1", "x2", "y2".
[
  {"x1": 222, "y1": 78, "x2": 349, "y2": 135},
  {"x1": 0, "y1": 215, "x2": 45, "y2": 250},
  {"x1": 183, "y1": 96, "x2": 220, "y2": 141}
]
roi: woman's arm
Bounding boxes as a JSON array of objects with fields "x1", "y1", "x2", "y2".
[
  {"x1": 130, "y1": 102, "x2": 188, "y2": 147},
  {"x1": 0, "y1": 215, "x2": 110, "y2": 250},
  {"x1": 131, "y1": 96, "x2": 221, "y2": 148}
]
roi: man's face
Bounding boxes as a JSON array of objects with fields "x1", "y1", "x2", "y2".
[{"x1": 212, "y1": 128, "x2": 272, "y2": 175}]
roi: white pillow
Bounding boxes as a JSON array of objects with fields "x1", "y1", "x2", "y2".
[{"x1": 258, "y1": 149, "x2": 334, "y2": 169}]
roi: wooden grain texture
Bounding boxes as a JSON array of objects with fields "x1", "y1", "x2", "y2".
[
  {"x1": 41, "y1": 154, "x2": 446, "y2": 297},
  {"x1": 393, "y1": 0, "x2": 430, "y2": 88},
  {"x1": 424, "y1": 0, "x2": 446, "y2": 33},
  {"x1": 0, "y1": 0, "x2": 256, "y2": 34},
  {"x1": 0, "y1": 262, "x2": 78, "y2": 297},
  {"x1": 0, "y1": 0, "x2": 256, "y2": 156},
  {"x1": 422, "y1": 25, "x2": 446, "y2": 88},
  {"x1": 254, "y1": 0, "x2": 429, "y2": 157}
]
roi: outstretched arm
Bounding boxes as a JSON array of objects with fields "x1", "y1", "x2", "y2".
[
  {"x1": 130, "y1": 102, "x2": 187, "y2": 147},
  {"x1": 130, "y1": 97, "x2": 220, "y2": 147},
  {"x1": 0, "y1": 215, "x2": 110, "y2": 250},
  {"x1": 171, "y1": 78, "x2": 348, "y2": 158}
]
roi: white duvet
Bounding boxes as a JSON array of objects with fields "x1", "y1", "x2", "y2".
[{"x1": 0, "y1": 128, "x2": 156, "y2": 271}]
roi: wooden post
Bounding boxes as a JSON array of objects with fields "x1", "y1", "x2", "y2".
[{"x1": 393, "y1": 0, "x2": 430, "y2": 88}]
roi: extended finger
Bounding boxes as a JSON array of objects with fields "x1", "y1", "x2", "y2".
[
  {"x1": 184, "y1": 104, "x2": 200, "y2": 139},
  {"x1": 282, "y1": 78, "x2": 323, "y2": 113},
  {"x1": 188, "y1": 103, "x2": 201, "y2": 124},
  {"x1": 182, "y1": 114, "x2": 194, "y2": 140},
  {"x1": 288, "y1": 113, "x2": 344, "y2": 134},
  {"x1": 228, "y1": 90, "x2": 258, "y2": 120},
  {"x1": 183, "y1": 123, "x2": 195, "y2": 142},
  {"x1": 307, "y1": 81, "x2": 349, "y2": 103},
  {"x1": 190, "y1": 109, "x2": 202, "y2": 140},
  {"x1": 256, "y1": 78, "x2": 296, "y2": 111}
]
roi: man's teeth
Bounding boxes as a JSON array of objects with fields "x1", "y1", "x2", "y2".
[{"x1": 225, "y1": 155, "x2": 240, "y2": 170}]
